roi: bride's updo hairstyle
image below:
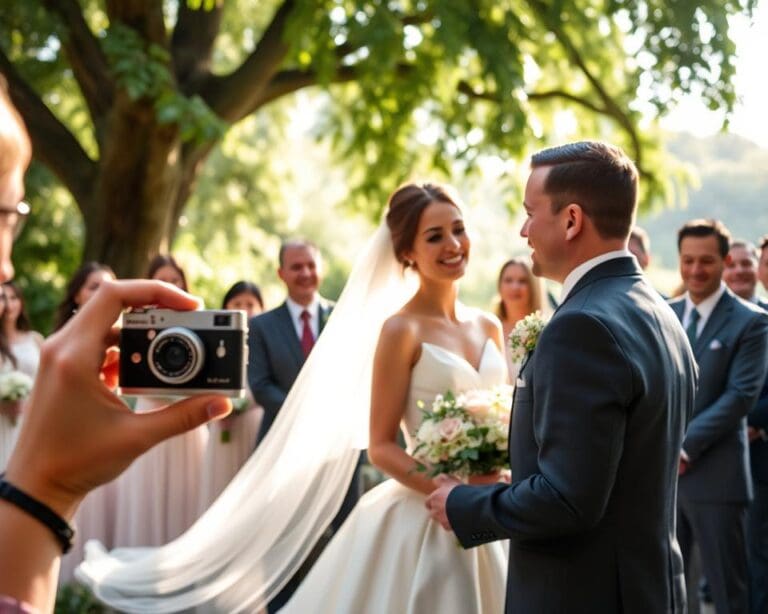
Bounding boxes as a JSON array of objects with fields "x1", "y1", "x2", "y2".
[{"x1": 386, "y1": 182, "x2": 461, "y2": 267}]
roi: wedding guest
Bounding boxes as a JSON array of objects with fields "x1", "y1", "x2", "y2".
[
  {"x1": 248, "y1": 239, "x2": 363, "y2": 612},
  {"x1": 494, "y1": 257, "x2": 545, "y2": 380},
  {"x1": 55, "y1": 264, "x2": 117, "y2": 584},
  {"x1": 628, "y1": 225, "x2": 652, "y2": 270},
  {"x1": 0, "y1": 282, "x2": 42, "y2": 468},
  {"x1": 53, "y1": 261, "x2": 115, "y2": 331},
  {"x1": 112, "y1": 254, "x2": 210, "y2": 547},
  {"x1": 723, "y1": 239, "x2": 768, "y2": 614},
  {"x1": 2, "y1": 282, "x2": 44, "y2": 379},
  {"x1": 199, "y1": 281, "x2": 265, "y2": 510},
  {"x1": 759, "y1": 234, "x2": 768, "y2": 293},
  {"x1": 0, "y1": 285, "x2": 21, "y2": 471},
  {"x1": 0, "y1": 73, "x2": 231, "y2": 613},
  {"x1": 672, "y1": 220, "x2": 768, "y2": 614}
]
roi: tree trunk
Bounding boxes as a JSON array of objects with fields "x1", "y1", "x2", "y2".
[{"x1": 81, "y1": 92, "x2": 194, "y2": 278}]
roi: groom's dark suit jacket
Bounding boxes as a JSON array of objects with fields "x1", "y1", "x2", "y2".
[
  {"x1": 248, "y1": 299, "x2": 333, "y2": 445},
  {"x1": 447, "y1": 257, "x2": 697, "y2": 614}
]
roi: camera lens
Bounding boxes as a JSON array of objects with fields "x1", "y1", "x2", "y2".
[
  {"x1": 148, "y1": 327, "x2": 205, "y2": 385},
  {"x1": 158, "y1": 340, "x2": 190, "y2": 371}
]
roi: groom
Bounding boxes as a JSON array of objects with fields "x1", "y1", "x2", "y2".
[{"x1": 427, "y1": 141, "x2": 698, "y2": 613}]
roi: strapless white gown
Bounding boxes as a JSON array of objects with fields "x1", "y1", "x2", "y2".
[{"x1": 282, "y1": 340, "x2": 509, "y2": 614}]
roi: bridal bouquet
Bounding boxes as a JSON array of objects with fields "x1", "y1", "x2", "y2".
[
  {"x1": 413, "y1": 385, "x2": 513, "y2": 478},
  {"x1": 507, "y1": 311, "x2": 548, "y2": 364},
  {"x1": 0, "y1": 370, "x2": 34, "y2": 426},
  {"x1": 0, "y1": 370, "x2": 34, "y2": 402}
]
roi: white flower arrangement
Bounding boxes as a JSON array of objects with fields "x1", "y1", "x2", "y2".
[
  {"x1": 507, "y1": 311, "x2": 548, "y2": 364},
  {"x1": 412, "y1": 385, "x2": 513, "y2": 478},
  {"x1": 0, "y1": 370, "x2": 34, "y2": 402}
]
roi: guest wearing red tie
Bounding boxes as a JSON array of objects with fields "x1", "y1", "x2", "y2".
[
  {"x1": 246, "y1": 239, "x2": 361, "y2": 613},
  {"x1": 248, "y1": 240, "x2": 330, "y2": 445}
]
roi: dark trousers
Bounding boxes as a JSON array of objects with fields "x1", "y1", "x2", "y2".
[
  {"x1": 267, "y1": 456, "x2": 364, "y2": 613},
  {"x1": 748, "y1": 481, "x2": 768, "y2": 614},
  {"x1": 678, "y1": 498, "x2": 749, "y2": 614}
]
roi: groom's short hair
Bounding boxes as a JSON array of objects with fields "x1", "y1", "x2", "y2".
[{"x1": 531, "y1": 141, "x2": 638, "y2": 240}]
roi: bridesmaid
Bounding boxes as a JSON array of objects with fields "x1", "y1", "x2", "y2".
[
  {"x1": 53, "y1": 261, "x2": 115, "y2": 331},
  {"x1": 113, "y1": 255, "x2": 210, "y2": 546},
  {"x1": 56, "y1": 262, "x2": 117, "y2": 584},
  {"x1": 494, "y1": 257, "x2": 546, "y2": 381},
  {"x1": 199, "y1": 281, "x2": 265, "y2": 511},
  {"x1": 0, "y1": 286, "x2": 21, "y2": 471},
  {"x1": 1, "y1": 281, "x2": 43, "y2": 377}
]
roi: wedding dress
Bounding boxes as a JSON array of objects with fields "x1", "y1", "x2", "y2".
[{"x1": 282, "y1": 339, "x2": 508, "y2": 613}]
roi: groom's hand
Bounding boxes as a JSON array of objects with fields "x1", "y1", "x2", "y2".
[{"x1": 426, "y1": 475, "x2": 461, "y2": 530}]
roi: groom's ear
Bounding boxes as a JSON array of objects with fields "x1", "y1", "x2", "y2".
[{"x1": 564, "y1": 203, "x2": 583, "y2": 241}]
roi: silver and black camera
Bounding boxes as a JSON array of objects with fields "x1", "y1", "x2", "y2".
[{"x1": 119, "y1": 308, "x2": 248, "y2": 398}]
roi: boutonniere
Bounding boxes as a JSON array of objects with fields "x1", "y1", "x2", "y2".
[{"x1": 507, "y1": 311, "x2": 549, "y2": 364}]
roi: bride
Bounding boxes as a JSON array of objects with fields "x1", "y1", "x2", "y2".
[{"x1": 78, "y1": 183, "x2": 509, "y2": 613}]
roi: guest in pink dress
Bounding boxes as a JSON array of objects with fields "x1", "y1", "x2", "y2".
[
  {"x1": 494, "y1": 257, "x2": 547, "y2": 382},
  {"x1": 199, "y1": 281, "x2": 265, "y2": 512},
  {"x1": 0, "y1": 282, "x2": 43, "y2": 470},
  {"x1": 112, "y1": 255, "x2": 209, "y2": 547}
]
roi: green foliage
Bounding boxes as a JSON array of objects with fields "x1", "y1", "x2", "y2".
[
  {"x1": 12, "y1": 162, "x2": 84, "y2": 335},
  {"x1": 55, "y1": 583, "x2": 105, "y2": 614},
  {"x1": 0, "y1": 0, "x2": 756, "y2": 289},
  {"x1": 102, "y1": 23, "x2": 227, "y2": 145}
]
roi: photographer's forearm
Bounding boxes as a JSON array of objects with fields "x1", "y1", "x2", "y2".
[{"x1": 0, "y1": 497, "x2": 61, "y2": 613}]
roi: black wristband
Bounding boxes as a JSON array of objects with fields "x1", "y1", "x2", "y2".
[{"x1": 0, "y1": 475, "x2": 75, "y2": 554}]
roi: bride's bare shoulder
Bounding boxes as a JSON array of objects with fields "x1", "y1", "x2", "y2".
[{"x1": 380, "y1": 311, "x2": 421, "y2": 343}]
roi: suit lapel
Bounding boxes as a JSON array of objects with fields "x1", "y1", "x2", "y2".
[
  {"x1": 318, "y1": 300, "x2": 332, "y2": 333},
  {"x1": 276, "y1": 303, "x2": 304, "y2": 365},
  {"x1": 693, "y1": 292, "x2": 733, "y2": 356}
]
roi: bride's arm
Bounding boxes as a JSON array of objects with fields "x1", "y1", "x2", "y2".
[{"x1": 367, "y1": 317, "x2": 436, "y2": 496}]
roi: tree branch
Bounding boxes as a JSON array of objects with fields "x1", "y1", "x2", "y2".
[
  {"x1": 0, "y1": 49, "x2": 96, "y2": 212},
  {"x1": 200, "y1": 0, "x2": 296, "y2": 122},
  {"x1": 252, "y1": 65, "x2": 358, "y2": 109},
  {"x1": 41, "y1": 0, "x2": 114, "y2": 124},
  {"x1": 525, "y1": 0, "x2": 643, "y2": 168},
  {"x1": 105, "y1": 0, "x2": 166, "y2": 46},
  {"x1": 171, "y1": 1, "x2": 224, "y2": 90}
]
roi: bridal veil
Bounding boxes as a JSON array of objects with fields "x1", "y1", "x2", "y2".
[{"x1": 77, "y1": 224, "x2": 417, "y2": 612}]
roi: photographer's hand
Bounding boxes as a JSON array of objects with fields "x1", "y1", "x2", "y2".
[{"x1": 0, "y1": 280, "x2": 231, "y2": 612}]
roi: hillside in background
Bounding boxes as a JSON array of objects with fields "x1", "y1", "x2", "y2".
[{"x1": 640, "y1": 132, "x2": 768, "y2": 293}]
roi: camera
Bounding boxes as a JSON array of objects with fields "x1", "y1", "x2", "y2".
[{"x1": 119, "y1": 308, "x2": 248, "y2": 398}]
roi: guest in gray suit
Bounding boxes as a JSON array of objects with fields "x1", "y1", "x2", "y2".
[
  {"x1": 247, "y1": 239, "x2": 360, "y2": 613},
  {"x1": 723, "y1": 239, "x2": 768, "y2": 614},
  {"x1": 248, "y1": 239, "x2": 332, "y2": 445},
  {"x1": 670, "y1": 222, "x2": 768, "y2": 614},
  {"x1": 427, "y1": 141, "x2": 697, "y2": 613}
]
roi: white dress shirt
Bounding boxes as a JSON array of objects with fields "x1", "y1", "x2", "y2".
[
  {"x1": 286, "y1": 296, "x2": 320, "y2": 340},
  {"x1": 560, "y1": 250, "x2": 633, "y2": 302},
  {"x1": 682, "y1": 283, "x2": 726, "y2": 337}
]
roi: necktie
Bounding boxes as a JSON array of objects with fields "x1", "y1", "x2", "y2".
[
  {"x1": 686, "y1": 308, "x2": 700, "y2": 346},
  {"x1": 300, "y1": 310, "x2": 315, "y2": 358}
]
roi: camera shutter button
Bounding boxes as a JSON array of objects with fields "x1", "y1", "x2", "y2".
[{"x1": 216, "y1": 340, "x2": 226, "y2": 358}]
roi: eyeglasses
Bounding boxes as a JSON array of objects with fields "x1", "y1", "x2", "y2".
[{"x1": 0, "y1": 201, "x2": 30, "y2": 240}]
